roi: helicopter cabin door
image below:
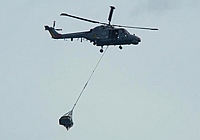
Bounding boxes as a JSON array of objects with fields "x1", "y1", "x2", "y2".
[{"x1": 109, "y1": 29, "x2": 119, "y2": 39}]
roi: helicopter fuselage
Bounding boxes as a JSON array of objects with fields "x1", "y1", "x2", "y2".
[
  {"x1": 45, "y1": 25, "x2": 141, "y2": 47},
  {"x1": 85, "y1": 25, "x2": 141, "y2": 46}
]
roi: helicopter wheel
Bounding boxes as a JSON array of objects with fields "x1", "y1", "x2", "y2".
[
  {"x1": 100, "y1": 49, "x2": 104, "y2": 53},
  {"x1": 119, "y1": 45, "x2": 123, "y2": 50}
]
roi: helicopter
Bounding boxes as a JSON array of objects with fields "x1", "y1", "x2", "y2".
[{"x1": 45, "y1": 6, "x2": 158, "y2": 53}]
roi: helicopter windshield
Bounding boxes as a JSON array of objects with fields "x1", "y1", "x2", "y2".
[{"x1": 121, "y1": 29, "x2": 130, "y2": 34}]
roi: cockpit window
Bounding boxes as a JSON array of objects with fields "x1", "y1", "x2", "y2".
[{"x1": 121, "y1": 29, "x2": 130, "y2": 34}]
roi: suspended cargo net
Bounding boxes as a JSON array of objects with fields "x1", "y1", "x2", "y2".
[
  {"x1": 59, "y1": 110, "x2": 73, "y2": 130},
  {"x1": 59, "y1": 47, "x2": 109, "y2": 130}
]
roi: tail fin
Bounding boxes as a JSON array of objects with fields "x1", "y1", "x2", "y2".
[{"x1": 44, "y1": 26, "x2": 62, "y2": 39}]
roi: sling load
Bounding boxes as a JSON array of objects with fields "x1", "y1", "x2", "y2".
[
  {"x1": 59, "y1": 46, "x2": 108, "y2": 131},
  {"x1": 59, "y1": 110, "x2": 73, "y2": 130}
]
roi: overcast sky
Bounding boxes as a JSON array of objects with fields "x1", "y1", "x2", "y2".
[{"x1": 1, "y1": 0, "x2": 200, "y2": 140}]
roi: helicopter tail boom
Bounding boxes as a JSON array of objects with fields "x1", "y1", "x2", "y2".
[{"x1": 45, "y1": 25, "x2": 89, "y2": 41}]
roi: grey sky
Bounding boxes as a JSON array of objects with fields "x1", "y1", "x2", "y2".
[{"x1": 1, "y1": 0, "x2": 199, "y2": 140}]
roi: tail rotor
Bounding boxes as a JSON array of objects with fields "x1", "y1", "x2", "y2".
[
  {"x1": 52, "y1": 21, "x2": 62, "y2": 31},
  {"x1": 53, "y1": 21, "x2": 56, "y2": 28}
]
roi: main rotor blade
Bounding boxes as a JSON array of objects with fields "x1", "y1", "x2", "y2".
[
  {"x1": 55, "y1": 29, "x2": 62, "y2": 31},
  {"x1": 60, "y1": 13, "x2": 106, "y2": 25},
  {"x1": 113, "y1": 24, "x2": 158, "y2": 30},
  {"x1": 108, "y1": 6, "x2": 115, "y2": 24}
]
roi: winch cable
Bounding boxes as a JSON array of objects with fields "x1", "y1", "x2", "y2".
[{"x1": 64, "y1": 46, "x2": 109, "y2": 116}]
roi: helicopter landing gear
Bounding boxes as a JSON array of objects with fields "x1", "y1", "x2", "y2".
[
  {"x1": 100, "y1": 46, "x2": 104, "y2": 53},
  {"x1": 119, "y1": 45, "x2": 123, "y2": 50}
]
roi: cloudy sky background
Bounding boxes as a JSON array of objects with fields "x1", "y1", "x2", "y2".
[{"x1": 1, "y1": 0, "x2": 200, "y2": 140}]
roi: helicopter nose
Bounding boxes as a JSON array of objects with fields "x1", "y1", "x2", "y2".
[
  {"x1": 132, "y1": 35, "x2": 141, "y2": 45},
  {"x1": 137, "y1": 36, "x2": 141, "y2": 42}
]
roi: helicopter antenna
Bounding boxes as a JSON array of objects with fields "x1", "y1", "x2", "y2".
[{"x1": 108, "y1": 6, "x2": 115, "y2": 25}]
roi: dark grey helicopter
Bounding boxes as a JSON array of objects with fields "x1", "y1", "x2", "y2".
[{"x1": 45, "y1": 6, "x2": 158, "y2": 53}]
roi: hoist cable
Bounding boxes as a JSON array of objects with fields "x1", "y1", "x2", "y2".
[{"x1": 70, "y1": 47, "x2": 109, "y2": 112}]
